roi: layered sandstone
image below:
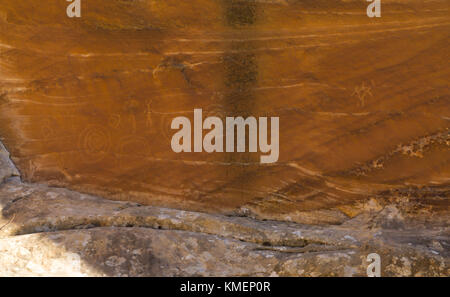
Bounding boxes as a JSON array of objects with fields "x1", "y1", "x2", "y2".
[
  {"x1": 0, "y1": 0, "x2": 449, "y2": 224},
  {"x1": 0, "y1": 1, "x2": 448, "y2": 276},
  {"x1": 0, "y1": 143, "x2": 448, "y2": 276}
]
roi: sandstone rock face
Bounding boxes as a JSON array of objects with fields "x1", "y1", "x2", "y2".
[
  {"x1": 0, "y1": 141, "x2": 449, "y2": 276},
  {"x1": 0, "y1": 0, "x2": 448, "y2": 276},
  {"x1": 0, "y1": 1, "x2": 448, "y2": 223},
  {"x1": 0, "y1": 175, "x2": 448, "y2": 276}
]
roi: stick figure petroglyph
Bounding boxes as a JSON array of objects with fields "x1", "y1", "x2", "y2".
[
  {"x1": 145, "y1": 100, "x2": 153, "y2": 129},
  {"x1": 352, "y1": 81, "x2": 374, "y2": 107},
  {"x1": 28, "y1": 159, "x2": 37, "y2": 180},
  {"x1": 123, "y1": 99, "x2": 140, "y2": 134}
]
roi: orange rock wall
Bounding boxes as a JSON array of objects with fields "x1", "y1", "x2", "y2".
[{"x1": 0, "y1": 0, "x2": 448, "y2": 223}]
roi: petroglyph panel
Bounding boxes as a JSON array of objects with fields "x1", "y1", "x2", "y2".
[{"x1": 0, "y1": 0, "x2": 448, "y2": 223}]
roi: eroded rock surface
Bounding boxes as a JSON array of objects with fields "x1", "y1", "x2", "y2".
[
  {"x1": 0, "y1": 143, "x2": 448, "y2": 276},
  {"x1": 0, "y1": 0, "x2": 448, "y2": 276},
  {"x1": 0, "y1": 141, "x2": 18, "y2": 183},
  {"x1": 0, "y1": 1, "x2": 448, "y2": 224}
]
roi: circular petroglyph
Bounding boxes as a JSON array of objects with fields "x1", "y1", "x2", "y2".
[{"x1": 78, "y1": 125, "x2": 112, "y2": 163}]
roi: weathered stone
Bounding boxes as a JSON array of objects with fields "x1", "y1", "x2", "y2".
[
  {"x1": 0, "y1": 1, "x2": 448, "y2": 223},
  {"x1": 0, "y1": 176, "x2": 448, "y2": 276},
  {"x1": 2, "y1": 226, "x2": 446, "y2": 277},
  {"x1": 0, "y1": 0, "x2": 448, "y2": 277},
  {"x1": 0, "y1": 141, "x2": 19, "y2": 183}
]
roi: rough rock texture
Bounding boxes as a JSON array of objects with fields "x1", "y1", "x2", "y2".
[
  {"x1": 0, "y1": 0, "x2": 448, "y2": 276},
  {"x1": 0, "y1": 141, "x2": 18, "y2": 183},
  {"x1": 0, "y1": 143, "x2": 448, "y2": 276},
  {"x1": 0, "y1": 0, "x2": 448, "y2": 224}
]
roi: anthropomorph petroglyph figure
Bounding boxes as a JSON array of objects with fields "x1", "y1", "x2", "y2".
[
  {"x1": 352, "y1": 81, "x2": 374, "y2": 107},
  {"x1": 145, "y1": 100, "x2": 153, "y2": 129}
]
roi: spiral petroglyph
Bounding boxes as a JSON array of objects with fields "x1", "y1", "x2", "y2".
[{"x1": 78, "y1": 125, "x2": 112, "y2": 163}]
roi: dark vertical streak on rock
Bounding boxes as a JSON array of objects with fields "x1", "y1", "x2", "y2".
[
  {"x1": 221, "y1": 0, "x2": 260, "y2": 200},
  {"x1": 224, "y1": 0, "x2": 258, "y2": 27}
]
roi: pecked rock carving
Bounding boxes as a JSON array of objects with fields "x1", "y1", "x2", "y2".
[
  {"x1": 0, "y1": 0, "x2": 449, "y2": 223},
  {"x1": 0, "y1": 0, "x2": 448, "y2": 276}
]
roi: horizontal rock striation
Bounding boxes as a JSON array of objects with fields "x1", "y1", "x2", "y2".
[
  {"x1": 0, "y1": 1, "x2": 448, "y2": 223},
  {"x1": 0, "y1": 173, "x2": 448, "y2": 276},
  {"x1": 0, "y1": 142, "x2": 448, "y2": 276},
  {"x1": 0, "y1": 0, "x2": 448, "y2": 276}
]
